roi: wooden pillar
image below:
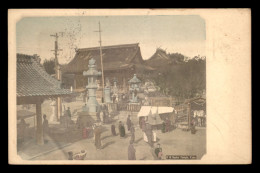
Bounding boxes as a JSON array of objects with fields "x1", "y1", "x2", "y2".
[
  {"x1": 56, "y1": 66, "x2": 62, "y2": 121},
  {"x1": 57, "y1": 97, "x2": 62, "y2": 120},
  {"x1": 36, "y1": 100, "x2": 44, "y2": 145},
  {"x1": 74, "y1": 76, "x2": 77, "y2": 89},
  {"x1": 187, "y1": 102, "x2": 191, "y2": 130}
]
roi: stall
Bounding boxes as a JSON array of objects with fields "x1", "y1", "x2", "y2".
[
  {"x1": 185, "y1": 97, "x2": 206, "y2": 127},
  {"x1": 137, "y1": 106, "x2": 174, "y2": 129}
]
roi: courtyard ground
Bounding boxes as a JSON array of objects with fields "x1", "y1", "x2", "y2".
[{"x1": 17, "y1": 99, "x2": 206, "y2": 160}]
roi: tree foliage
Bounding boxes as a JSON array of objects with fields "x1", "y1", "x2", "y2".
[
  {"x1": 151, "y1": 55, "x2": 206, "y2": 102},
  {"x1": 43, "y1": 58, "x2": 55, "y2": 75}
]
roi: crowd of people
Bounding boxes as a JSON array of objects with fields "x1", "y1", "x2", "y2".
[{"x1": 18, "y1": 102, "x2": 166, "y2": 160}]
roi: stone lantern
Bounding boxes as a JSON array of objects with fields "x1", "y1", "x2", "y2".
[
  {"x1": 128, "y1": 74, "x2": 141, "y2": 103},
  {"x1": 83, "y1": 58, "x2": 102, "y2": 113}
]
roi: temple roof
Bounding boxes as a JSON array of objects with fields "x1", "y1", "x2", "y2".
[
  {"x1": 17, "y1": 54, "x2": 71, "y2": 97},
  {"x1": 144, "y1": 48, "x2": 172, "y2": 68},
  {"x1": 62, "y1": 43, "x2": 155, "y2": 74}
]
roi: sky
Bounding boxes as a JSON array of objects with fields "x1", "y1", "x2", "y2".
[{"x1": 16, "y1": 15, "x2": 206, "y2": 64}]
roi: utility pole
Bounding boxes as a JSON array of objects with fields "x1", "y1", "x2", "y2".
[
  {"x1": 94, "y1": 22, "x2": 105, "y2": 103},
  {"x1": 51, "y1": 32, "x2": 63, "y2": 121},
  {"x1": 51, "y1": 33, "x2": 63, "y2": 79}
]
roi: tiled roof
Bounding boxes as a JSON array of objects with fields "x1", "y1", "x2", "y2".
[
  {"x1": 17, "y1": 54, "x2": 71, "y2": 97},
  {"x1": 144, "y1": 48, "x2": 171, "y2": 67},
  {"x1": 62, "y1": 43, "x2": 154, "y2": 74}
]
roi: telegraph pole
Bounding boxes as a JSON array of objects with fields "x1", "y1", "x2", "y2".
[
  {"x1": 51, "y1": 33, "x2": 63, "y2": 121},
  {"x1": 94, "y1": 22, "x2": 105, "y2": 103},
  {"x1": 51, "y1": 33, "x2": 63, "y2": 79}
]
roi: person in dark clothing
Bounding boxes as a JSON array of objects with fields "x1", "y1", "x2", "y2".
[
  {"x1": 190, "y1": 119, "x2": 196, "y2": 134},
  {"x1": 94, "y1": 125, "x2": 102, "y2": 150},
  {"x1": 165, "y1": 118, "x2": 171, "y2": 132},
  {"x1": 68, "y1": 151, "x2": 73, "y2": 160},
  {"x1": 130, "y1": 123, "x2": 135, "y2": 143},
  {"x1": 18, "y1": 118, "x2": 29, "y2": 143},
  {"x1": 42, "y1": 114, "x2": 49, "y2": 143},
  {"x1": 67, "y1": 107, "x2": 71, "y2": 118},
  {"x1": 145, "y1": 123, "x2": 153, "y2": 147},
  {"x1": 161, "y1": 121, "x2": 166, "y2": 133},
  {"x1": 141, "y1": 117, "x2": 146, "y2": 132},
  {"x1": 111, "y1": 124, "x2": 116, "y2": 136},
  {"x1": 154, "y1": 143, "x2": 163, "y2": 160},
  {"x1": 128, "y1": 140, "x2": 136, "y2": 160},
  {"x1": 126, "y1": 115, "x2": 132, "y2": 131},
  {"x1": 118, "y1": 121, "x2": 126, "y2": 138}
]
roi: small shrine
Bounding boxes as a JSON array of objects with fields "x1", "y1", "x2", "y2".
[{"x1": 128, "y1": 74, "x2": 141, "y2": 103}]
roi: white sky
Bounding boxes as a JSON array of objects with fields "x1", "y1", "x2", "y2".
[{"x1": 16, "y1": 15, "x2": 206, "y2": 64}]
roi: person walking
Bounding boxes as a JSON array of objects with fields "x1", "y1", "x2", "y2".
[
  {"x1": 130, "y1": 123, "x2": 135, "y2": 143},
  {"x1": 94, "y1": 125, "x2": 102, "y2": 150},
  {"x1": 128, "y1": 140, "x2": 136, "y2": 160},
  {"x1": 145, "y1": 123, "x2": 153, "y2": 147},
  {"x1": 165, "y1": 118, "x2": 171, "y2": 132},
  {"x1": 42, "y1": 114, "x2": 49, "y2": 144},
  {"x1": 154, "y1": 143, "x2": 163, "y2": 160},
  {"x1": 126, "y1": 115, "x2": 132, "y2": 131},
  {"x1": 190, "y1": 118, "x2": 196, "y2": 134},
  {"x1": 111, "y1": 124, "x2": 116, "y2": 136},
  {"x1": 18, "y1": 118, "x2": 29, "y2": 143},
  {"x1": 68, "y1": 151, "x2": 73, "y2": 160},
  {"x1": 119, "y1": 121, "x2": 126, "y2": 138},
  {"x1": 66, "y1": 107, "x2": 71, "y2": 118}
]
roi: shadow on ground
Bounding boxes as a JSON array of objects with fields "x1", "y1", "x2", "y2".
[
  {"x1": 102, "y1": 141, "x2": 115, "y2": 149},
  {"x1": 135, "y1": 137, "x2": 143, "y2": 144}
]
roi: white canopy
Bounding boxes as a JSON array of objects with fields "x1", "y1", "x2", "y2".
[{"x1": 137, "y1": 106, "x2": 174, "y2": 117}]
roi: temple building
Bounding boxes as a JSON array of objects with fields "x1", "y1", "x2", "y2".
[
  {"x1": 16, "y1": 54, "x2": 71, "y2": 145},
  {"x1": 62, "y1": 43, "x2": 155, "y2": 92},
  {"x1": 144, "y1": 48, "x2": 172, "y2": 69}
]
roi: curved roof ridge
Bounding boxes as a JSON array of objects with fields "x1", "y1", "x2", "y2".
[
  {"x1": 17, "y1": 53, "x2": 71, "y2": 97},
  {"x1": 77, "y1": 43, "x2": 139, "y2": 52}
]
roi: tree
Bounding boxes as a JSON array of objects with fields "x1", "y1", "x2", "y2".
[
  {"x1": 43, "y1": 58, "x2": 55, "y2": 75},
  {"x1": 151, "y1": 55, "x2": 206, "y2": 101}
]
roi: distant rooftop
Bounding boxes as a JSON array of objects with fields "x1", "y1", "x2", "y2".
[{"x1": 62, "y1": 43, "x2": 155, "y2": 74}]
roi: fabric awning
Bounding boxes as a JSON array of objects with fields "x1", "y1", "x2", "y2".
[
  {"x1": 137, "y1": 106, "x2": 174, "y2": 117},
  {"x1": 147, "y1": 110, "x2": 163, "y2": 125}
]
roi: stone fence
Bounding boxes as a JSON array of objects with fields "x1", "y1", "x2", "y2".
[
  {"x1": 107, "y1": 103, "x2": 141, "y2": 112},
  {"x1": 126, "y1": 104, "x2": 141, "y2": 112},
  {"x1": 149, "y1": 97, "x2": 175, "y2": 107}
]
